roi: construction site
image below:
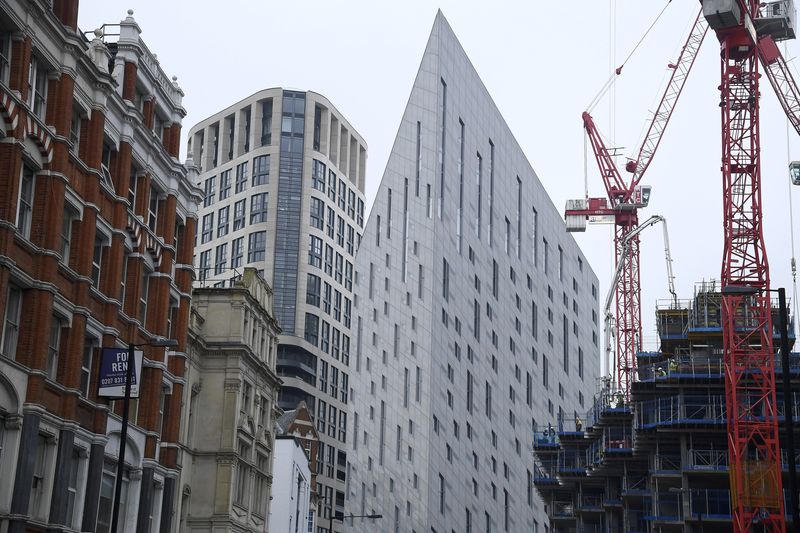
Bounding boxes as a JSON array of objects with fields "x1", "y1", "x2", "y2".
[
  {"x1": 533, "y1": 283, "x2": 797, "y2": 532},
  {"x1": 538, "y1": 0, "x2": 800, "y2": 532}
]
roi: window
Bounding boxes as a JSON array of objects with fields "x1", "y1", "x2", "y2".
[
  {"x1": 127, "y1": 170, "x2": 138, "y2": 208},
  {"x1": 219, "y1": 169, "x2": 231, "y2": 200},
  {"x1": 328, "y1": 170, "x2": 337, "y2": 201},
  {"x1": 47, "y1": 315, "x2": 63, "y2": 379},
  {"x1": 337, "y1": 216, "x2": 345, "y2": 247},
  {"x1": 147, "y1": 186, "x2": 159, "y2": 231},
  {"x1": 0, "y1": 31, "x2": 10, "y2": 84},
  {"x1": 310, "y1": 197, "x2": 324, "y2": 229},
  {"x1": 307, "y1": 274, "x2": 321, "y2": 306},
  {"x1": 304, "y1": 313, "x2": 319, "y2": 346},
  {"x1": 485, "y1": 381, "x2": 492, "y2": 419},
  {"x1": 28, "y1": 56, "x2": 48, "y2": 119},
  {"x1": 217, "y1": 206, "x2": 230, "y2": 238},
  {"x1": 2, "y1": 285, "x2": 22, "y2": 359},
  {"x1": 233, "y1": 199, "x2": 246, "y2": 231},
  {"x1": 326, "y1": 207, "x2": 335, "y2": 238},
  {"x1": 231, "y1": 237, "x2": 244, "y2": 268},
  {"x1": 346, "y1": 225, "x2": 355, "y2": 255},
  {"x1": 96, "y1": 460, "x2": 129, "y2": 533},
  {"x1": 203, "y1": 176, "x2": 215, "y2": 207},
  {"x1": 543, "y1": 238, "x2": 549, "y2": 274},
  {"x1": 234, "y1": 440, "x2": 251, "y2": 508},
  {"x1": 543, "y1": 355, "x2": 549, "y2": 388},
  {"x1": 201, "y1": 213, "x2": 214, "y2": 244},
  {"x1": 260, "y1": 99, "x2": 272, "y2": 146},
  {"x1": 91, "y1": 234, "x2": 107, "y2": 288},
  {"x1": 139, "y1": 268, "x2": 150, "y2": 323},
  {"x1": 65, "y1": 447, "x2": 82, "y2": 527},
  {"x1": 235, "y1": 162, "x2": 248, "y2": 193},
  {"x1": 215, "y1": 243, "x2": 228, "y2": 275},
  {"x1": 250, "y1": 193, "x2": 268, "y2": 224},
  {"x1": 248, "y1": 231, "x2": 266, "y2": 263},
  {"x1": 338, "y1": 179, "x2": 346, "y2": 210},
  {"x1": 439, "y1": 473, "x2": 446, "y2": 513},
  {"x1": 60, "y1": 204, "x2": 79, "y2": 264},
  {"x1": 252, "y1": 155, "x2": 270, "y2": 185},
  {"x1": 198, "y1": 250, "x2": 211, "y2": 281},
  {"x1": 80, "y1": 338, "x2": 96, "y2": 397},
  {"x1": 324, "y1": 244, "x2": 334, "y2": 275},
  {"x1": 312, "y1": 159, "x2": 326, "y2": 191},
  {"x1": 254, "y1": 452, "x2": 270, "y2": 517},
  {"x1": 17, "y1": 166, "x2": 35, "y2": 238},
  {"x1": 308, "y1": 235, "x2": 323, "y2": 268},
  {"x1": 69, "y1": 108, "x2": 81, "y2": 154},
  {"x1": 30, "y1": 435, "x2": 50, "y2": 519}
]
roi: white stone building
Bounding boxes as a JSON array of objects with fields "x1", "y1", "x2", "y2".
[{"x1": 178, "y1": 268, "x2": 281, "y2": 532}]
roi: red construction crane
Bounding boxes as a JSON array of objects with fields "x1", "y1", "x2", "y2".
[
  {"x1": 704, "y1": 1, "x2": 797, "y2": 530},
  {"x1": 565, "y1": 9, "x2": 708, "y2": 400},
  {"x1": 573, "y1": 1, "x2": 800, "y2": 527}
]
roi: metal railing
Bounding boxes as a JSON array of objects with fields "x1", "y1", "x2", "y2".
[
  {"x1": 626, "y1": 508, "x2": 651, "y2": 533},
  {"x1": 636, "y1": 395, "x2": 727, "y2": 429},
  {"x1": 533, "y1": 457, "x2": 558, "y2": 483},
  {"x1": 533, "y1": 425, "x2": 559, "y2": 447},
  {"x1": 553, "y1": 500, "x2": 575, "y2": 518},
  {"x1": 687, "y1": 449, "x2": 729, "y2": 471},
  {"x1": 558, "y1": 449, "x2": 587, "y2": 472},
  {"x1": 637, "y1": 356, "x2": 723, "y2": 381},
  {"x1": 689, "y1": 489, "x2": 732, "y2": 518},
  {"x1": 580, "y1": 493, "x2": 604, "y2": 509},
  {"x1": 622, "y1": 476, "x2": 649, "y2": 495},
  {"x1": 653, "y1": 454, "x2": 681, "y2": 472},
  {"x1": 602, "y1": 425, "x2": 633, "y2": 452},
  {"x1": 651, "y1": 493, "x2": 682, "y2": 521}
]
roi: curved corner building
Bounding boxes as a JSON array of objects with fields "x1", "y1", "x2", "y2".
[{"x1": 188, "y1": 89, "x2": 366, "y2": 531}]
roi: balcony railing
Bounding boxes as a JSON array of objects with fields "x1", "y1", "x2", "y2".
[
  {"x1": 687, "y1": 449, "x2": 729, "y2": 471},
  {"x1": 689, "y1": 489, "x2": 732, "y2": 519},
  {"x1": 636, "y1": 395, "x2": 726, "y2": 429},
  {"x1": 553, "y1": 501, "x2": 576, "y2": 518},
  {"x1": 580, "y1": 493, "x2": 604, "y2": 509}
]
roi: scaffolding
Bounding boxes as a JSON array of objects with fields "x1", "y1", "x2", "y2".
[{"x1": 533, "y1": 281, "x2": 799, "y2": 532}]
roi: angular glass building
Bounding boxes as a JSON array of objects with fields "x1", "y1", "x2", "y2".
[{"x1": 347, "y1": 12, "x2": 600, "y2": 532}]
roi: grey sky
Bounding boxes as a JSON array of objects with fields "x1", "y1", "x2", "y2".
[{"x1": 78, "y1": 1, "x2": 800, "y2": 360}]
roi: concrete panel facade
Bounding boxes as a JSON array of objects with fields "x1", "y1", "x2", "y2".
[{"x1": 347, "y1": 11, "x2": 601, "y2": 533}]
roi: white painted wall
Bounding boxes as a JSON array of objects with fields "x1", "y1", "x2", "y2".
[{"x1": 269, "y1": 438, "x2": 312, "y2": 533}]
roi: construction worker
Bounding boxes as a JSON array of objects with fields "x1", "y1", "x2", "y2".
[
  {"x1": 615, "y1": 391, "x2": 625, "y2": 408},
  {"x1": 656, "y1": 366, "x2": 666, "y2": 378},
  {"x1": 575, "y1": 417, "x2": 583, "y2": 432},
  {"x1": 668, "y1": 358, "x2": 678, "y2": 373}
]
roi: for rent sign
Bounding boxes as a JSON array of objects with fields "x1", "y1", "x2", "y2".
[{"x1": 97, "y1": 348, "x2": 143, "y2": 398}]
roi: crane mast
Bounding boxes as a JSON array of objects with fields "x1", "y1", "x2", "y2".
[{"x1": 703, "y1": 0, "x2": 800, "y2": 530}]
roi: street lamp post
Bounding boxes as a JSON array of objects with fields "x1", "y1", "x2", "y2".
[
  {"x1": 722, "y1": 285, "x2": 798, "y2": 531},
  {"x1": 110, "y1": 337, "x2": 177, "y2": 533},
  {"x1": 327, "y1": 504, "x2": 382, "y2": 533}
]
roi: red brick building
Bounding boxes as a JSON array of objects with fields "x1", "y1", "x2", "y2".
[{"x1": 0, "y1": 1, "x2": 199, "y2": 531}]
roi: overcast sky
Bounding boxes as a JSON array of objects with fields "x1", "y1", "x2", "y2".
[{"x1": 79, "y1": 1, "x2": 800, "y2": 366}]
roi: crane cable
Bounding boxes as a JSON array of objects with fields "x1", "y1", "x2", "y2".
[
  {"x1": 586, "y1": 0, "x2": 674, "y2": 114},
  {"x1": 785, "y1": 44, "x2": 800, "y2": 337}
]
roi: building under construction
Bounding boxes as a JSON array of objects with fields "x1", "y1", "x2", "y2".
[{"x1": 533, "y1": 281, "x2": 798, "y2": 533}]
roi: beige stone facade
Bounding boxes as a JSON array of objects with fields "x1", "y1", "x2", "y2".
[{"x1": 178, "y1": 268, "x2": 281, "y2": 532}]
